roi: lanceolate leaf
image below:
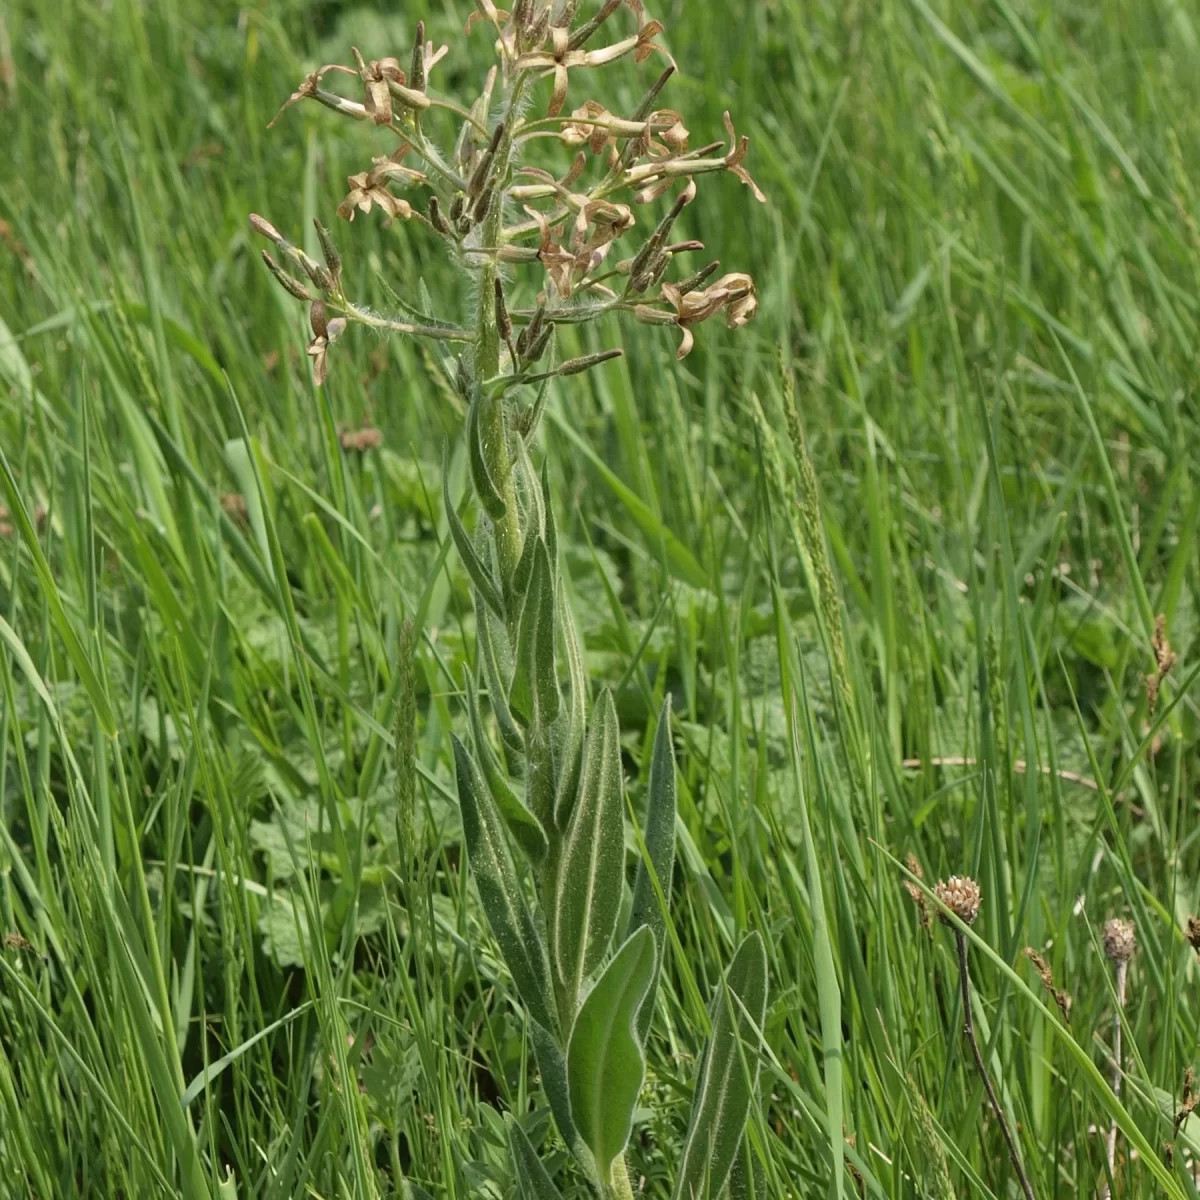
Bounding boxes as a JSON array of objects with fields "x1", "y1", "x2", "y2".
[
  {"x1": 466, "y1": 687, "x2": 546, "y2": 863},
  {"x1": 452, "y1": 736, "x2": 557, "y2": 1034},
  {"x1": 531, "y1": 1019, "x2": 595, "y2": 1180},
  {"x1": 442, "y1": 449, "x2": 504, "y2": 618},
  {"x1": 674, "y1": 932, "x2": 769, "y2": 1200},
  {"x1": 629, "y1": 695, "x2": 677, "y2": 1042},
  {"x1": 566, "y1": 926, "x2": 657, "y2": 1185},
  {"x1": 555, "y1": 689, "x2": 625, "y2": 1008},
  {"x1": 510, "y1": 539, "x2": 560, "y2": 727},
  {"x1": 476, "y1": 600, "x2": 525, "y2": 765},
  {"x1": 507, "y1": 1116, "x2": 565, "y2": 1200},
  {"x1": 467, "y1": 383, "x2": 508, "y2": 519},
  {"x1": 553, "y1": 581, "x2": 588, "y2": 829}
]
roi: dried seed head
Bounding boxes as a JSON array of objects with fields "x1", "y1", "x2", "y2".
[
  {"x1": 1103, "y1": 918, "x2": 1136, "y2": 964},
  {"x1": 934, "y1": 876, "x2": 981, "y2": 927},
  {"x1": 1023, "y1": 947, "x2": 1072, "y2": 1021},
  {"x1": 1186, "y1": 916, "x2": 1200, "y2": 956},
  {"x1": 903, "y1": 854, "x2": 930, "y2": 930}
]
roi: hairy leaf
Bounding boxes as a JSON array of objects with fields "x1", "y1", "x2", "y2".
[
  {"x1": 466, "y1": 686, "x2": 546, "y2": 863},
  {"x1": 467, "y1": 383, "x2": 507, "y2": 519},
  {"x1": 510, "y1": 538, "x2": 560, "y2": 727},
  {"x1": 555, "y1": 689, "x2": 624, "y2": 1007},
  {"x1": 507, "y1": 1116, "x2": 565, "y2": 1200},
  {"x1": 453, "y1": 736, "x2": 557, "y2": 1034},
  {"x1": 629, "y1": 695, "x2": 677, "y2": 1042},
  {"x1": 566, "y1": 926, "x2": 657, "y2": 1185},
  {"x1": 674, "y1": 932, "x2": 768, "y2": 1200},
  {"x1": 442, "y1": 448, "x2": 504, "y2": 618}
]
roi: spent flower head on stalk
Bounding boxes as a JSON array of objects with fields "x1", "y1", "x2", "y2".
[
  {"x1": 248, "y1": 5, "x2": 767, "y2": 1198},
  {"x1": 249, "y1": 0, "x2": 762, "y2": 393}
]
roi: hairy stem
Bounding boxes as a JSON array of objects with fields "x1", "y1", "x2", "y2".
[
  {"x1": 474, "y1": 71, "x2": 530, "y2": 580},
  {"x1": 602, "y1": 1154, "x2": 635, "y2": 1200},
  {"x1": 954, "y1": 931, "x2": 1036, "y2": 1200}
]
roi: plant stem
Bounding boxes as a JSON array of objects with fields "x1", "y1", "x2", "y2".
[
  {"x1": 474, "y1": 72, "x2": 530, "y2": 581},
  {"x1": 954, "y1": 931, "x2": 1037, "y2": 1200},
  {"x1": 602, "y1": 1154, "x2": 635, "y2": 1200},
  {"x1": 1103, "y1": 959, "x2": 1128, "y2": 1194}
]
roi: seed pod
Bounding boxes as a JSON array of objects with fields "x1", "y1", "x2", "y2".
[
  {"x1": 472, "y1": 184, "x2": 494, "y2": 225},
  {"x1": 494, "y1": 278, "x2": 512, "y2": 342},
  {"x1": 676, "y1": 260, "x2": 721, "y2": 295},
  {"x1": 410, "y1": 21, "x2": 426, "y2": 93},
  {"x1": 261, "y1": 251, "x2": 313, "y2": 302},
  {"x1": 455, "y1": 353, "x2": 473, "y2": 404},
  {"x1": 557, "y1": 348, "x2": 622, "y2": 377},
  {"x1": 526, "y1": 323, "x2": 553, "y2": 364},
  {"x1": 628, "y1": 181, "x2": 694, "y2": 282},
  {"x1": 313, "y1": 218, "x2": 341, "y2": 289},
  {"x1": 428, "y1": 195, "x2": 451, "y2": 235},
  {"x1": 450, "y1": 194, "x2": 465, "y2": 222}
]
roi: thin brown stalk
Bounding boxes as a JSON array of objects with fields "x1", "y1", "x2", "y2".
[{"x1": 954, "y1": 931, "x2": 1037, "y2": 1200}]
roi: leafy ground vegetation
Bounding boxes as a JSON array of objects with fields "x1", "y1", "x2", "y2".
[{"x1": 1, "y1": 0, "x2": 1200, "y2": 1196}]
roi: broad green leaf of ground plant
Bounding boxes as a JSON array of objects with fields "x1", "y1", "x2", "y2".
[
  {"x1": 628, "y1": 695, "x2": 677, "y2": 1043},
  {"x1": 453, "y1": 735, "x2": 558, "y2": 1034},
  {"x1": 567, "y1": 925, "x2": 657, "y2": 1186},
  {"x1": 507, "y1": 1115, "x2": 566, "y2": 1199},
  {"x1": 555, "y1": 688, "x2": 625, "y2": 1008},
  {"x1": 674, "y1": 932, "x2": 768, "y2": 1200}
]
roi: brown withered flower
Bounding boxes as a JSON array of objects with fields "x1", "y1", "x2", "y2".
[
  {"x1": 338, "y1": 151, "x2": 424, "y2": 224},
  {"x1": 352, "y1": 50, "x2": 406, "y2": 125},
  {"x1": 268, "y1": 63, "x2": 361, "y2": 128},
  {"x1": 660, "y1": 272, "x2": 757, "y2": 358},
  {"x1": 306, "y1": 301, "x2": 347, "y2": 386},
  {"x1": 515, "y1": 20, "x2": 668, "y2": 117}
]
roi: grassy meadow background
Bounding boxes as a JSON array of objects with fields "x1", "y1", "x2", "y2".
[{"x1": 2, "y1": 0, "x2": 1200, "y2": 1194}]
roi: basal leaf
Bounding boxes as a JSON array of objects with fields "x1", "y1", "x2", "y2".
[
  {"x1": 453, "y1": 736, "x2": 557, "y2": 1034},
  {"x1": 674, "y1": 932, "x2": 768, "y2": 1200},
  {"x1": 555, "y1": 689, "x2": 624, "y2": 1008},
  {"x1": 566, "y1": 926, "x2": 657, "y2": 1185}
]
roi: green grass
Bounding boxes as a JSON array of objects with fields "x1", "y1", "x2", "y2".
[{"x1": 2, "y1": 0, "x2": 1199, "y2": 1195}]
